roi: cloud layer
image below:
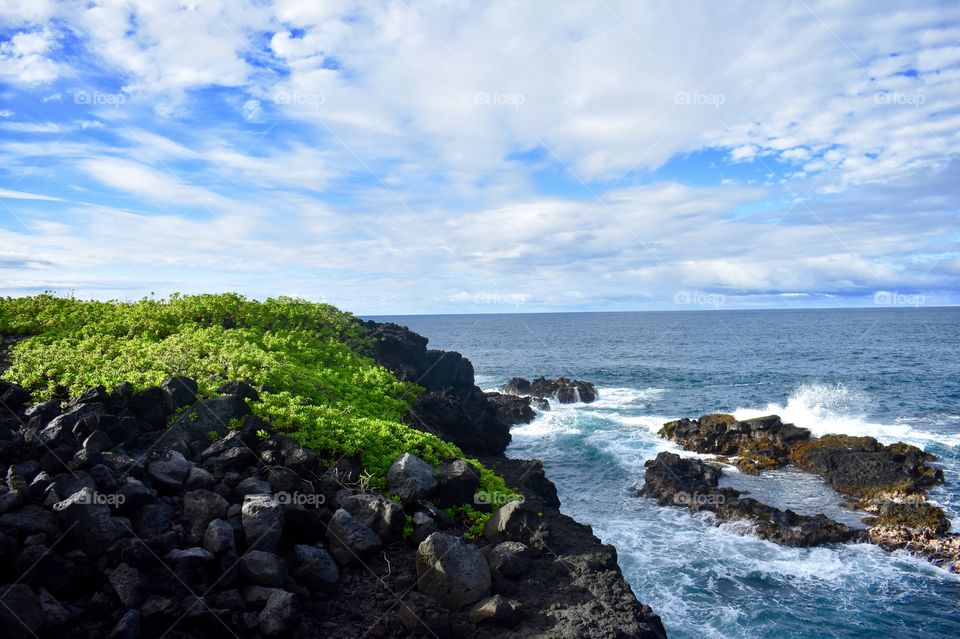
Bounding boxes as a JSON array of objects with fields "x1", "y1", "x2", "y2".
[{"x1": 0, "y1": 0, "x2": 958, "y2": 312}]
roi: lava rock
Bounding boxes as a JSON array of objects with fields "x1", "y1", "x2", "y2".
[
  {"x1": 241, "y1": 494, "x2": 284, "y2": 552},
  {"x1": 415, "y1": 532, "x2": 490, "y2": 609},
  {"x1": 337, "y1": 492, "x2": 404, "y2": 543},
  {"x1": 160, "y1": 376, "x2": 198, "y2": 412},
  {"x1": 241, "y1": 550, "x2": 288, "y2": 586},
  {"x1": 326, "y1": 508, "x2": 382, "y2": 565},
  {"x1": 292, "y1": 544, "x2": 338, "y2": 592},
  {"x1": 435, "y1": 459, "x2": 480, "y2": 507},
  {"x1": 488, "y1": 541, "x2": 531, "y2": 578},
  {"x1": 386, "y1": 453, "x2": 438, "y2": 504},
  {"x1": 468, "y1": 594, "x2": 522, "y2": 626},
  {"x1": 258, "y1": 590, "x2": 298, "y2": 638}
]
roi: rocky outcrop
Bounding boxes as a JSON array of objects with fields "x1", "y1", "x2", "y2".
[
  {"x1": 504, "y1": 377, "x2": 598, "y2": 404},
  {"x1": 363, "y1": 321, "x2": 514, "y2": 457},
  {"x1": 640, "y1": 452, "x2": 863, "y2": 547},
  {"x1": 0, "y1": 376, "x2": 669, "y2": 638},
  {"x1": 655, "y1": 413, "x2": 958, "y2": 571},
  {"x1": 484, "y1": 392, "x2": 537, "y2": 426}
]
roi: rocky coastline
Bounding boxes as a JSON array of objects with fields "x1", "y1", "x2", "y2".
[
  {"x1": 643, "y1": 412, "x2": 960, "y2": 571},
  {"x1": 0, "y1": 321, "x2": 666, "y2": 639}
]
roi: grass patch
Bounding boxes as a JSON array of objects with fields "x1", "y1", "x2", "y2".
[{"x1": 0, "y1": 293, "x2": 513, "y2": 520}]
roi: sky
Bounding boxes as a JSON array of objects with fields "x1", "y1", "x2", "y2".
[{"x1": 0, "y1": 0, "x2": 958, "y2": 314}]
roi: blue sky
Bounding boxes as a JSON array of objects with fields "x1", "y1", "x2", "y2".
[{"x1": 0, "y1": 0, "x2": 958, "y2": 314}]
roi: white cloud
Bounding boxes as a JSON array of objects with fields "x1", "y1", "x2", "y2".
[{"x1": 0, "y1": 28, "x2": 60, "y2": 84}]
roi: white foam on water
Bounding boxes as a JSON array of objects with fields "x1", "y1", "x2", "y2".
[{"x1": 733, "y1": 382, "x2": 960, "y2": 448}]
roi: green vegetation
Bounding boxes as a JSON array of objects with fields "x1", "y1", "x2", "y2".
[{"x1": 0, "y1": 293, "x2": 513, "y2": 525}]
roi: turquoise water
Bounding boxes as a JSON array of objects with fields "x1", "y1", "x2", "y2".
[{"x1": 373, "y1": 308, "x2": 960, "y2": 639}]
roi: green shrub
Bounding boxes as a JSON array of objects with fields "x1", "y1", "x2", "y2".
[{"x1": 0, "y1": 293, "x2": 512, "y2": 522}]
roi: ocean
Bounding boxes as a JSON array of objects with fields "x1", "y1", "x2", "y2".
[{"x1": 372, "y1": 307, "x2": 960, "y2": 639}]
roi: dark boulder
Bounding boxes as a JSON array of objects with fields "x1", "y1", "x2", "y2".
[
  {"x1": 160, "y1": 376, "x2": 198, "y2": 413},
  {"x1": 326, "y1": 508, "x2": 382, "y2": 565},
  {"x1": 416, "y1": 532, "x2": 490, "y2": 609},
  {"x1": 484, "y1": 392, "x2": 536, "y2": 426},
  {"x1": 504, "y1": 377, "x2": 598, "y2": 403}
]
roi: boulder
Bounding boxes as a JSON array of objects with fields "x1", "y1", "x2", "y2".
[
  {"x1": 203, "y1": 519, "x2": 236, "y2": 554},
  {"x1": 146, "y1": 451, "x2": 193, "y2": 493},
  {"x1": 488, "y1": 541, "x2": 531, "y2": 578},
  {"x1": 52, "y1": 488, "x2": 124, "y2": 555},
  {"x1": 483, "y1": 500, "x2": 547, "y2": 548},
  {"x1": 292, "y1": 544, "x2": 338, "y2": 592},
  {"x1": 415, "y1": 532, "x2": 490, "y2": 609},
  {"x1": 182, "y1": 489, "x2": 229, "y2": 544},
  {"x1": 326, "y1": 508, "x2": 382, "y2": 565},
  {"x1": 337, "y1": 492, "x2": 404, "y2": 543},
  {"x1": 258, "y1": 590, "x2": 298, "y2": 638},
  {"x1": 109, "y1": 563, "x2": 149, "y2": 608},
  {"x1": 504, "y1": 377, "x2": 598, "y2": 403},
  {"x1": 435, "y1": 459, "x2": 480, "y2": 507},
  {"x1": 160, "y1": 376, "x2": 197, "y2": 412},
  {"x1": 168, "y1": 395, "x2": 251, "y2": 455},
  {"x1": 387, "y1": 453, "x2": 437, "y2": 504},
  {"x1": 0, "y1": 584, "x2": 42, "y2": 639},
  {"x1": 241, "y1": 494, "x2": 284, "y2": 552},
  {"x1": 241, "y1": 550, "x2": 288, "y2": 586},
  {"x1": 108, "y1": 609, "x2": 141, "y2": 639}
]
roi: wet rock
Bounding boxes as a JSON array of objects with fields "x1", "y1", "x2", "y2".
[
  {"x1": 504, "y1": 377, "x2": 598, "y2": 403},
  {"x1": 468, "y1": 594, "x2": 522, "y2": 626},
  {"x1": 387, "y1": 452, "x2": 437, "y2": 504},
  {"x1": 416, "y1": 532, "x2": 490, "y2": 609},
  {"x1": 326, "y1": 508, "x2": 382, "y2": 565}
]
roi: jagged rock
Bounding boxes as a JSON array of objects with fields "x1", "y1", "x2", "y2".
[
  {"x1": 1, "y1": 382, "x2": 31, "y2": 411},
  {"x1": 53, "y1": 487, "x2": 125, "y2": 554},
  {"x1": 436, "y1": 459, "x2": 480, "y2": 507},
  {"x1": 483, "y1": 500, "x2": 548, "y2": 549},
  {"x1": 141, "y1": 595, "x2": 180, "y2": 620},
  {"x1": 204, "y1": 447, "x2": 256, "y2": 475},
  {"x1": 504, "y1": 377, "x2": 598, "y2": 403},
  {"x1": 387, "y1": 452, "x2": 437, "y2": 504},
  {"x1": 326, "y1": 508, "x2": 382, "y2": 565},
  {"x1": 241, "y1": 550, "x2": 288, "y2": 586},
  {"x1": 167, "y1": 395, "x2": 251, "y2": 455},
  {"x1": 108, "y1": 609, "x2": 141, "y2": 639},
  {"x1": 488, "y1": 541, "x2": 531, "y2": 578},
  {"x1": 292, "y1": 544, "x2": 338, "y2": 592},
  {"x1": 258, "y1": 590, "x2": 298, "y2": 638},
  {"x1": 241, "y1": 494, "x2": 284, "y2": 552},
  {"x1": 411, "y1": 387, "x2": 511, "y2": 457},
  {"x1": 35, "y1": 586, "x2": 71, "y2": 629},
  {"x1": 640, "y1": 451, "x2": 862, "y2": 546},
  {"x1": 204, "y1": 519, "x2": 236, "y2": 554},
  {"x1": 146, "y1": 451, "x2": 193, "y2": 493},
  {"x1": 0, "y1": 505, "x2": 61, "y2": 539},
  {"x1": 183, "y1": 489, "x2": 229, "y2": 544},
  {"x1": 0, "y1": 584, "x2": 42, "y2": 639},
  {"x1": 109, "y1": 563, "x2": 149, "y2": 608},
  {"x1": 484, "y1": 392, "x2": 536, "y2": 425},
  {"x1": 160, "y1": 376, "x2": 198, "y2": 412},
  {"x1": 116, "y1": 478, "x2": 155, "y2": 514},
  {"x1": 416, "y1": 532, "x2": 490, "y2": 609},
  {"x1": 469, "y1": 594, "x2": 523, "y2": 626},
  {"x1": 399, "y1": 592, "x2": 451, "y2": 638},
  {"x1": 337, "y1": 492, "x2": 404, "y2": 543}
]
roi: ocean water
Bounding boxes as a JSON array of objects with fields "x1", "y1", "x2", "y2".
[{"x1": 372, "y1": 308, "x2": 960, "y2": 639}]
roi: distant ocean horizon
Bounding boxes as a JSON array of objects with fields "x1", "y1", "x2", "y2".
[{"x1": 370, "y1": 307, "x2": 960, "y2": 639}]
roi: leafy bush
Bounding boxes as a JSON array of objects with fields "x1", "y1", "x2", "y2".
[{"x1": 0, "y1": 293, "x2": 512, "y2": 521}]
